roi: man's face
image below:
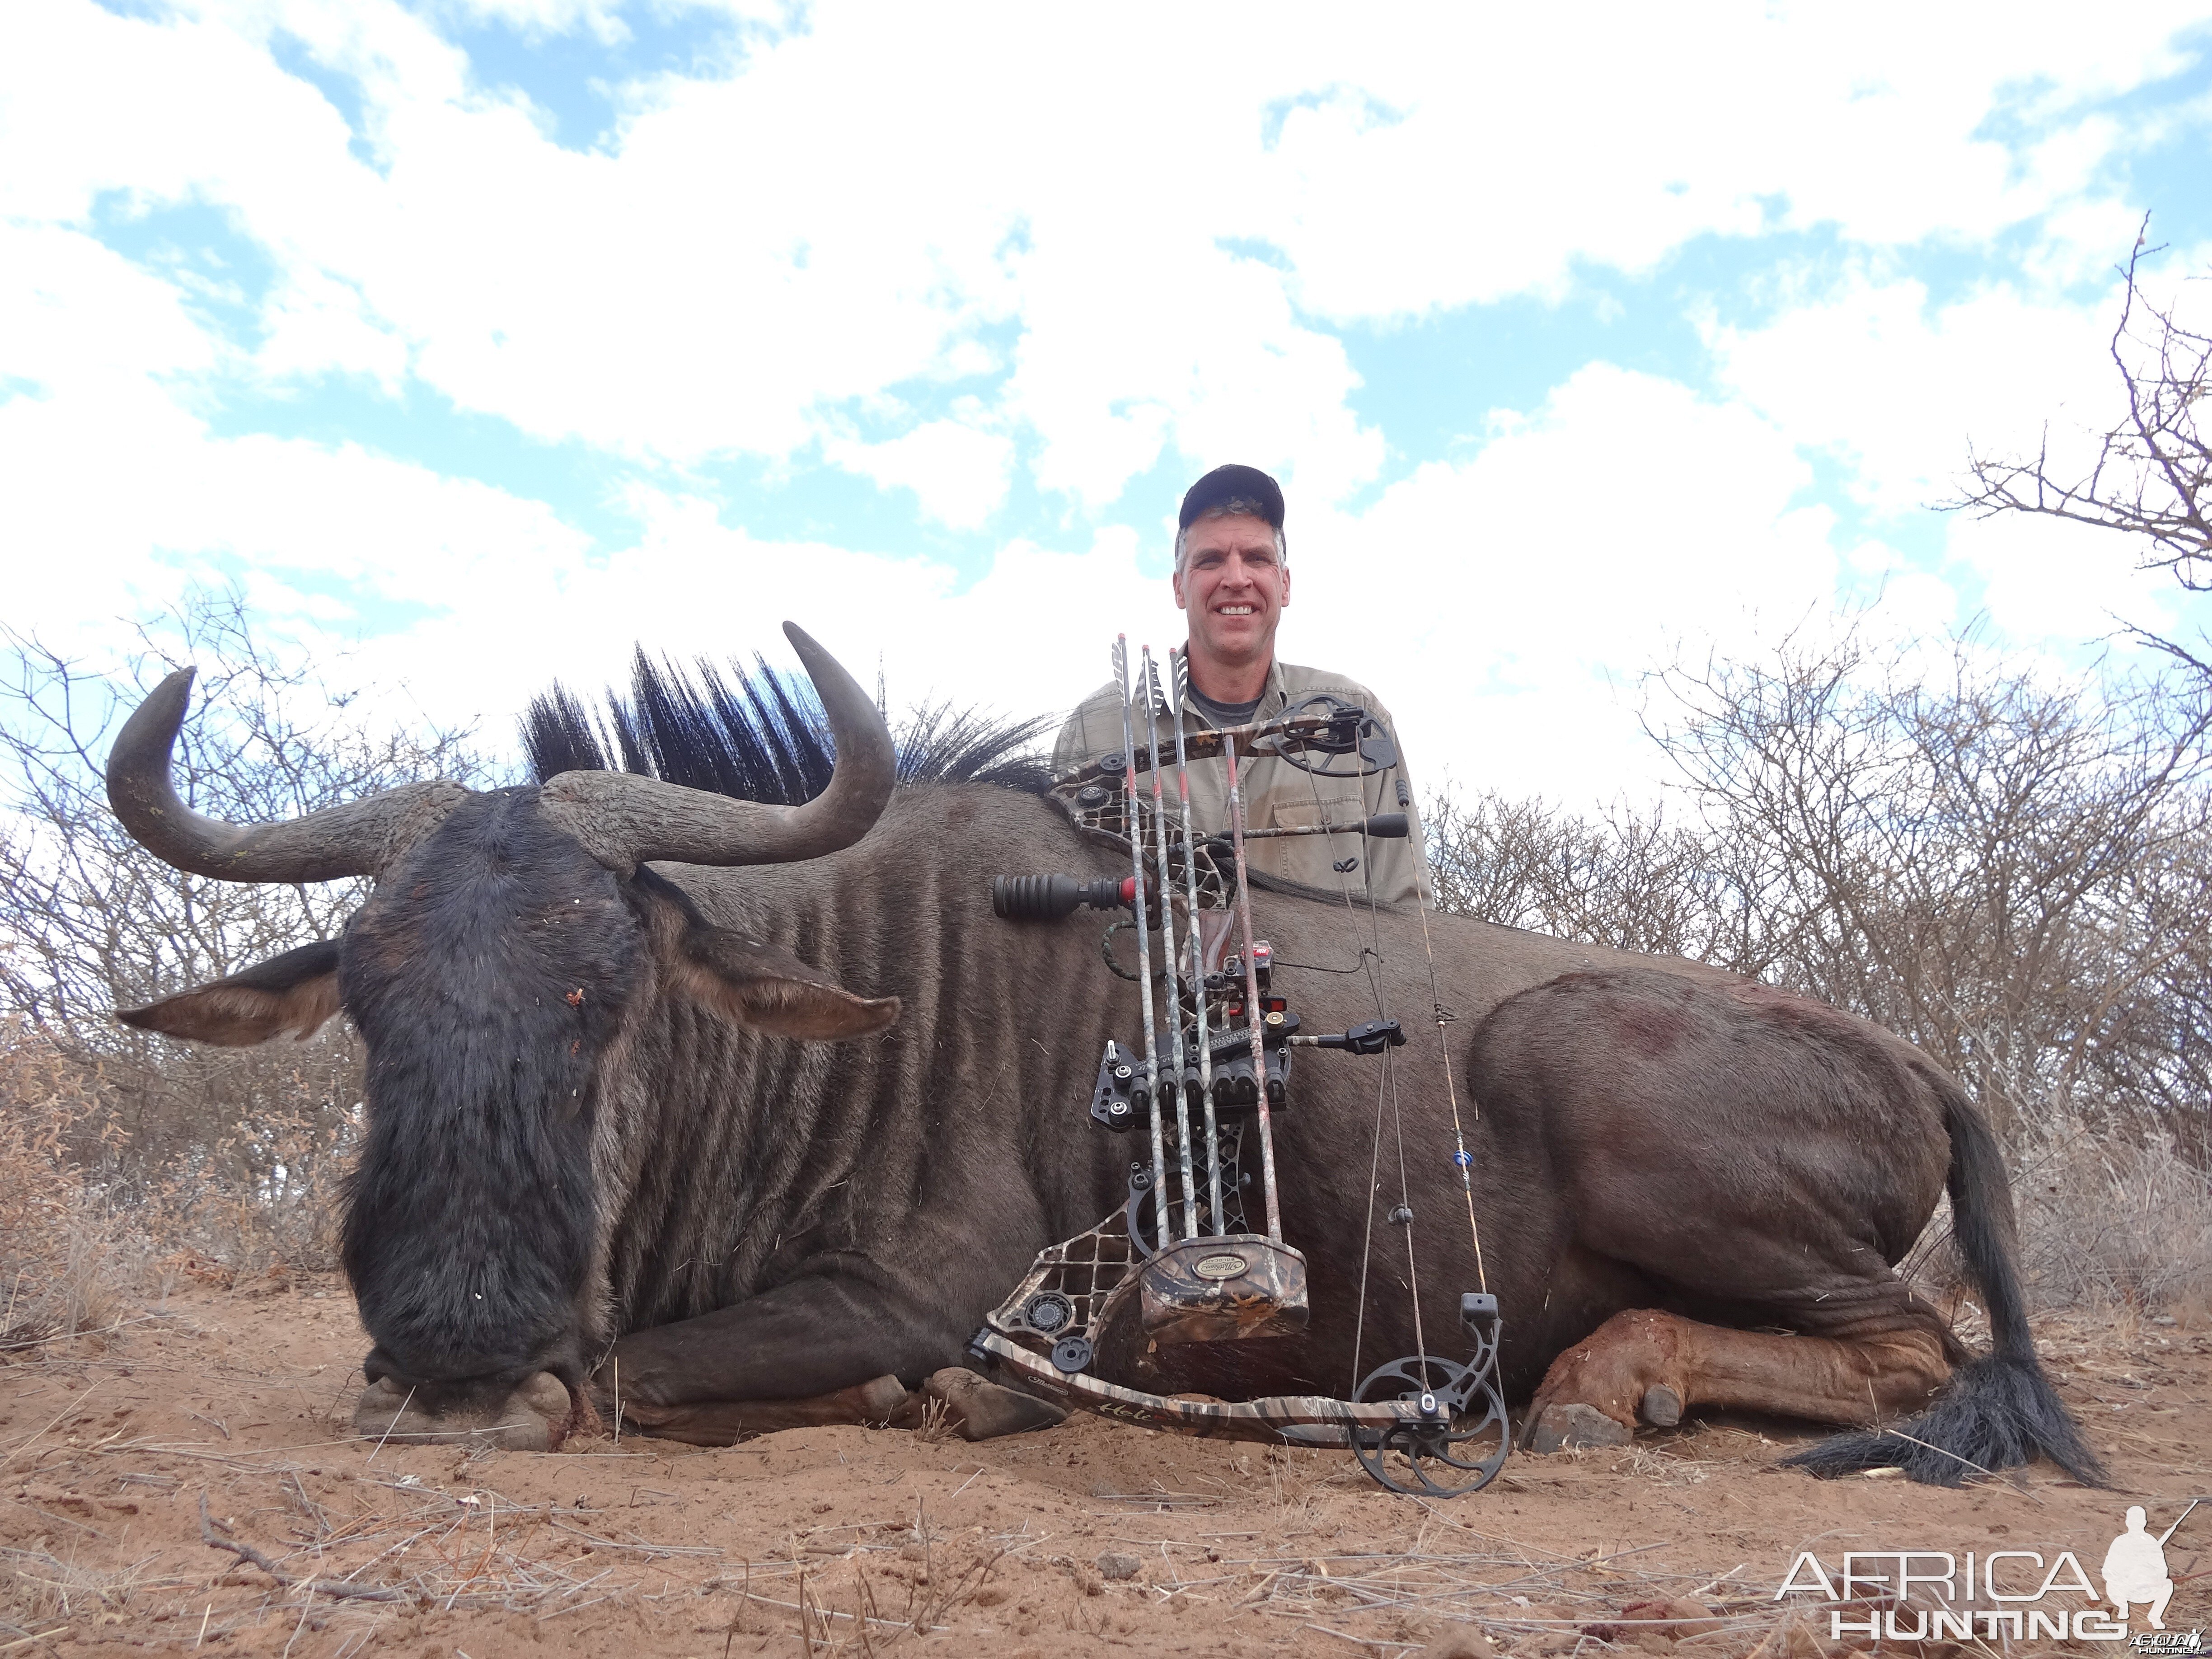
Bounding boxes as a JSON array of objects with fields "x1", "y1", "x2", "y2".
[{"x1": 1172, "y1": 513, "x2": 1290, "y2": 667}]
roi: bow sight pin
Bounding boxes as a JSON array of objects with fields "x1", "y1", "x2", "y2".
[{"x1": 977, "y1": 654, "x2": 1508, "y2": 1497}]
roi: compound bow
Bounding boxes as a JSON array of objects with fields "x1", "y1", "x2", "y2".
[{"x1": 971, "y1": 637, "x2": 1509, "y2": 1498}]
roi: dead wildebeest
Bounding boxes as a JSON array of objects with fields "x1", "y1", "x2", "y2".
[{"x1": 106, "y1": 626, "x2": 2101, "y2": 1485}]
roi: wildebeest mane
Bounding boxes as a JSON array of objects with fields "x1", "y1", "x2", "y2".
[{"x1": 525, "y1": 649, "x2": 1053, "y2": 805}]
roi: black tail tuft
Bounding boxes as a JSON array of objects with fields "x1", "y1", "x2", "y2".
[
  {"x1": 1787, "y1": 1070, "x2": 2108, "y2": 1487},
  {"x1": 1785, "y1": 1353, "x2": 2106, "y2": 1486}
]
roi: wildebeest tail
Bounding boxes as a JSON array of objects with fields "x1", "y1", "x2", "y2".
[{"x1": 1786, "y1": 1072, "x2": 2107, "y2": 1486}]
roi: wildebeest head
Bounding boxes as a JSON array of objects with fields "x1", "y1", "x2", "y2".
[{"x1": 104, "y1": 624, "x2": 899, "y2": 1436}]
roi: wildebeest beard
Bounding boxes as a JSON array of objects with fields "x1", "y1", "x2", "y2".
[{"x1": 342, "y1": 788, "x2": 640, "y2": 1406}]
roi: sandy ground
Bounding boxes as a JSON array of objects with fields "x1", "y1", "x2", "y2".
[{"x1": 3, "y1": 1279, "x2": 2207, "y2": 1658}]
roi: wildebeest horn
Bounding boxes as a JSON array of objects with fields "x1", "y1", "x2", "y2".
[
  {"x1": 106, "y1": 668, "x2": 467, "y2": 883},
  {"x1": 537, "y1": 622, "x2": 897, "y2": 871}
]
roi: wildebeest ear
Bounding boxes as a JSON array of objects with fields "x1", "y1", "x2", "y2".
[
  {"x1": 675, "y1": 924, "x2": 900, "y2": 1041},
  {"x1": 116, "y1": 940, "x2": 343, "y2": 1047}
]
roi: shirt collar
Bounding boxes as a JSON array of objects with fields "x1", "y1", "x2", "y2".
[{"x1": 1177, "y1": 656, "x2": 1287, "y2": 721}]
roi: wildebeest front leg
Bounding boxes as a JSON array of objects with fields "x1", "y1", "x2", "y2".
[
  {"x1": 1523, "y1": 1308, "x2": 1952, "y2": 1452},
  {"x1": 600, "y1": 1275, "x2": 1065, "y2": 1446}
]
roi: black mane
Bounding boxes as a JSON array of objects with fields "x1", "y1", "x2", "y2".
[{"x1": 523, "y1": 649, "x2": 1052, "y2": 805}]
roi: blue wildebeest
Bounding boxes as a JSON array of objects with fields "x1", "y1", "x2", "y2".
[{"x1": 106, "y1": 626, "x2": 2100, "y2": 1484}]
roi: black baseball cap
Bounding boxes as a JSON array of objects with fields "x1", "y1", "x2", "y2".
[{"x1": 1179, "y1": 464, "x2": 1284, "y2": 531}]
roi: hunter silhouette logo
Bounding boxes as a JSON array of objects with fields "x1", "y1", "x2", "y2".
[{"x1": 2105, "y1": 1504, "x2": 2183, "y2": 1629}]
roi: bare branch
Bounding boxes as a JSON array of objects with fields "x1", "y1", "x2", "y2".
[{"x1": 1949, "y1": 214, "x2": 2212, "y2": 631}]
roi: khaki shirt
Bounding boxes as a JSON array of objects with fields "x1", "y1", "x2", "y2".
[{"x1": 1051, "y1": 659, "x2": 1428, "y2": 907}]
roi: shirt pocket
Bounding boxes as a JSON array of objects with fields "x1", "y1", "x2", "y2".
[
  {"x1": 1258, "y1": 792, "x2": 1368, "y2": 884},
  {"x1": 1265, "y1": 793, "x2": 1366, "y2": 832}
]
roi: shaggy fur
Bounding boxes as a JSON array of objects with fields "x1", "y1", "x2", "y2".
[{"x1": 339, "y1": 790, "x2": 636, "y2": 1401}]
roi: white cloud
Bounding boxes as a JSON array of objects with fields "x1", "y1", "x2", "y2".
[
  {"x1": 1275, "y1": 364, "x2": 1868, "y2": 803},
  {"x1": 9, "y1": 0, "x2": 2205, "y2": 519},
  {"x1": 826, "y1": 415, "x2": 1013, "y2": 530},
  {"x1": 0, "y1": 216, "x2": 590, "y2": 647},
  {"x1": 1706, "y1": 269, "x2": 2125, "y2": 515},
  {"x1": 254, "y1": 265, "x2": 409, "y2": 391},
  {"x1": 345, "y1": 494, "x2": 1172, "y2": 745},
  {"x1": 1705, "y1": 245, "x2": 2212, "y2": 661},
  {"x1": 8, "y1": 0, "x2": 2212, "y2": 820},
  {"x1": 1254, "y1": 6, "x2": 2207, "y2": 320}
]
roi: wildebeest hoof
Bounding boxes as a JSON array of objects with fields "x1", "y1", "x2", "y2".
[
  {"x1": 353, "y1": 1372, "x2": 571, "y2": 1452},
  {"x1": 916, "y1": 1367, "x2": 1067, "y2": 1441},
  {"x1": 1638, "y1": 1384, "x2": 1683, "y2": 1427},
  {"x1": 1523, "y1": 1402, "x2": 1632, "y2": 1453}
]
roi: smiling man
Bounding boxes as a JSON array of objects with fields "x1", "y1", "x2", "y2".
[{"x1": 1052, "y1": 464, "x2": 1425, "y2": 906}]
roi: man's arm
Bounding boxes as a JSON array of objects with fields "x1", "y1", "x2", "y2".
[
  {"x1": 1364, "y1": 758, "x2": 1428, "y2": 909},
  {"x1": 1342, "y1": 687, "x2": 1425, "y2": 909}
]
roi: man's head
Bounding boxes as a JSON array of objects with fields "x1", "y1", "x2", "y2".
[{"x1": 1172, "y1": 464, "x2": 1291, "y2": 684}]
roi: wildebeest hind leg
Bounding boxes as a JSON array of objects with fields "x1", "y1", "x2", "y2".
[{"x1": 1523, "y1": 1305, "x2": 1951, "y2": 1452}]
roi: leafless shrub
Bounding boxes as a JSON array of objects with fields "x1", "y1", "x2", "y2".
[
  {"x1": 0, "y1": 590, "x2": 497, "y2": 1281},
  {"x1": 1647, "y1": 624, "x2": 2212, "y2": 1144},
  {"x1": 1423, "y1": 792, "x2": 1762, "y2": 966}
]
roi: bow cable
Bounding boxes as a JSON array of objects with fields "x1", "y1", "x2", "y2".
[
  {"x1": 1411, "y1": 815, "x2": 1488, "y2": 1295},
  {"x1": 1281, "y1": 712, "x2": 1490, "y2": 1388},
  {"x1": 1289, "y1": 732, "x2": 1425, "y2": 1382}
]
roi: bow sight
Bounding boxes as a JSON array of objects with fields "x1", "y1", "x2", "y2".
[{"x1": 971, "y1": 638, "x2": 1509, "y2": 1498}]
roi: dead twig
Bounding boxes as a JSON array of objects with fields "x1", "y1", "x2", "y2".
[{"x1": 197, "y1": 1494, "x2": 412, "y2": 1603}]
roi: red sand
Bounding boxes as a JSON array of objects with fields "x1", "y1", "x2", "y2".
[{"x1": 3, "y1": 1279, "x2": 2205, "y2": 1657}]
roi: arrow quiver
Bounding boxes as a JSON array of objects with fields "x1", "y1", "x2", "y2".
[{"x1": 975, "y1": 647, "x2": 1508, "y2": 1497}]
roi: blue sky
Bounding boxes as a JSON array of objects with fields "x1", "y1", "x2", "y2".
[{"x1": 5, "y1": 1, "x2": 2211, "y2": 801}]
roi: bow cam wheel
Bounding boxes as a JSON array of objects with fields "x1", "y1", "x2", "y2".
[{"x1": 1349, "y1": 1353, "x2": 1509, "y2": 1497}]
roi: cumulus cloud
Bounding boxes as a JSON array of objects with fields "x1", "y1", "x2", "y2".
[
  {"x1": 1706, "y1": 271, "x2": 2124, "y2": 515},
  {"x1": 1275, "y1": 364, "x2": 1867, "y2": 801},
  {"x1": 1705, "y1": 243, "x2": 2212, "y2": 658},
  {"x1": 11, "y1": 0, "x2": 2205, "y2": 511},
  {"x1": 826, "y1": 415, "x2": 1014, "y2": 530},
  {"x1": 6, "y1": 0, "x2": 2212, "y2": 812}
]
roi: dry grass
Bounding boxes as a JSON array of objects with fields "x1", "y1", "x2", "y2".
[
  {"x1": 0, "y1": 1023, "x2": 353, "y2": 1360},
  {"x1": 1904, "y1": 1122, "x2": 2212, "y2": 1319},
  {"x1": 2011, "y1": 1123, "x2": 2212, "y2": 1312},
  {"x1": 0, "y1": 1029, "x2": 136, "y2": 1354}
]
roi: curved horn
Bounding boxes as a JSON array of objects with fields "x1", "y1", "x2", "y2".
[
  {"x1": 106, "y1": 668, "x2": 467, "y2": 884},
  {"x1": 538, "y1": 622, "x2": 897, "y2": 871}
]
